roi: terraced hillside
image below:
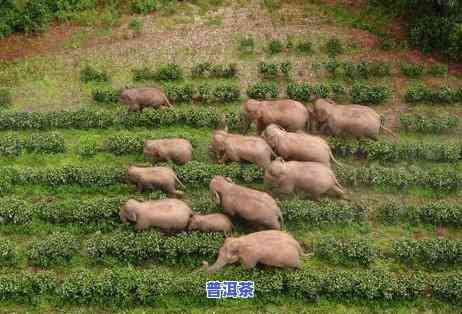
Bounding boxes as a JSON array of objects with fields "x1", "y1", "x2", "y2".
[{"x1": 1, "y1": 0, "x2": 462, "y2": 313}]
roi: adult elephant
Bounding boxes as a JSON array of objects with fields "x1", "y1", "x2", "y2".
[
  {"x1": 243, "y1": 99, "x2": 312, "y2": 135},
  {"x1": 313, "y1": 98, "x2": 395, "y2": 140}
]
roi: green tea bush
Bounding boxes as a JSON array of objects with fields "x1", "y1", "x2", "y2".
[
  {"x1": 279, "y1": 62, "x2": 292, "y2": 78},
  {"x1": 399, "y1": 113, "x2": 459, "y2": 133},
  {"x1": 311, "y1": 84, "x2": 330, "y2": 98},
  {"x1": 25, "y1": 132, "x2": 65, "y2": 154},
  {"x1": 191, "y1": 62, "x2": 212, "y2": 78},
  {"x1": 103, "y1": 134, "x2": 145, "y2": 155},
  {"x1": 128, "y1": 18, "x2": 143, "y2": 35},
  {"x1": 259, "y1": 62, "x2": 279, "y2": 78},
  {"x1": 325, "y1": 37, "x2": 344, "y2": 57},
  {"x1": 286, "y1": 82, "x2": 311, "y2": 101},
  {"x1": 247, "y1": 82, "x2": 279, "y2": 99},
  {"x1": 329, "y1": 82, "x2": 347, "y2": 98},
  {"x1": 343, "y1": 60, "x2": 391, "y2": 79},
  {"x1": 92, "y1": 87, "x2": 119, "y2": 103},
  {"x1": 0, "y1": 134, "x2": 22, "y2": 156},
  {"x1": 77, "y1": 137, "x2": 98, "y2": 158},
  {"x1": 0, "y1": 271, "x2": 57, "y2": 302},
  {"x1": 0, "y1": 239, "x2": 17, "y2": 266},
  {"x1": 132, "y1": 66, "x2": 157, "y2": 81},
  {"x1": 238, "y1": 35, "x2": 255, "y2": 54},
  {"x1": 429, "y1": 64, "x2": 448, "y2": 76},
  {"x1": 131, "y1": 0, "x2": 157, "y2": 14},
  {"x1": 87, "y1": 231, "x2": 223, "y2": 264},
  {"x1": 400, "y1": 62, "x2": 425, "y2": 78},
  {"x1": 209, "y1": 64, "x2": 238, "y2": 78},
  {"x1": 405, "y1": 85, "x2": 461, "y2": 104},
  {"x1": 155, "y1": 63, "x2": 183, "y2": 81},
  {"x1": 268, "y1": 39, "x2": 284, "y2": 54},
  {"x1": 392, "y1": 239, "x2": 462, "y2": 268},
  {"x1": 324, "y1": 59, "x2": 339, "y2": 78},
  {"x1": 296, "y1": 40, "x2": 313, "y2": 54},
  {"x1": 315, "y1": 236, "x2": 378, "y2": 266},
  {"x1": 27, "y1": 232, "x2": 79, "y2": 268},
  {"x1": 164, "y1": 83, "x2": 194, "y2": 103},
  {"x1": 0, "y1": 88, "x2": 12, "y2": 108},
  {"x1": 351, "y1": 83, "x2": 390, "y2": 104},
  {"x1": 80, "y1": 66, "x2": 109, "y2": 83},
  {"x1": 212, "y1": 84, "x2": 240, "y2": 102}
]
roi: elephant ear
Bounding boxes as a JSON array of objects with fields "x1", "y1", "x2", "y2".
[
  {"x1": 127, "y1": 209, "x2": 137, "y2": 222},
  {"x1": 226, "y1": 239, "x2": 240, "y2": 259}
]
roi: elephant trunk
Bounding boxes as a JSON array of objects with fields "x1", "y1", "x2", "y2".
[{"x1": 206, "y1": 258, "x2": 227, "y2": 274}]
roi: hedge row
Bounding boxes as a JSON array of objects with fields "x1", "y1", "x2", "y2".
[
  {"x1": 378, "y1": 201, "x2": 462, "y2": 227},
  {"x1": 399, "y1": 113, "x2": 459, "y2": 133},
  {"x1": 0, "y1": 163, "x2": 461, "y2": 192},
  {"x1": 405, "y1": 85, "x2": 462, "y2": 104},
  {"x1": 0, "y1": 107, "x2": 244, "y2": 130},
  {"x1": 27, "y1": 232, "x2": 79, "y2": 268},
  {"x1": 191, "y1": 62, "x2": 238, "y2": 79},
  {"x1": 164, "y1": 83, "x2": 240, "y2": 103},
  {"x1": 314, "y1": 236, "x2": 377, "y2": 266},
  {"x1": 0, "y1": 196, "x2": 366, "y2": 227},
  {"x1": 4, "y1": 268, "x2": 462, "y2": 304},
  {"x1": 0, "y1": 132, "x2": 65, "y2": 155},
  {"x1": 330, "y1": 138, "x2": 462, "y2": 162},
  {"x1": 324, "y1": 60, "x2": 391, "y2": 80}
]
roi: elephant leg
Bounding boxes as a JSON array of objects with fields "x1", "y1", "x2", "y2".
[
  {"x1": 256, "y1": 120, "x2": 265, "y2": 135},
  {"x1": 137, "y1": 182, "x2": 145, "y2": 193},
  {"x1": 218, "y1": 152, "x2": 229, "y2": 164},
  {"x1": 240, "y1": 254, "x2": 258, "y2": 270}
]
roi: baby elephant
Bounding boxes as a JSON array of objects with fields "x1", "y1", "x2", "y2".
[
  {"x1": 119, "y1": 87, "x2": 172, "y2": 112},
  {"x1": 119, "y1": 198, "x2": 192, "y2": 232},
  {"x1": 264, "y1": 159, "x2": 345, "y2": 201},
  {"x1": 144, "y1": 138, "x2": 192, "y2": 165},
  {"x1": 262, "y1": 124, "x2": 341, "y2": 168},
  {"x1": 210, "y1": 176, "x2": 283, "y2": 230},
  {"x1": 211, "y1": 128, "x2": 273, "y2": 168},
  {"x1": 200, "y1": 230, "x2": 303, "y2": 273},
  {"x1": 127, "y1": 165, "x2": 184, "y2": 197},
  {"x1": 187, "y1": 213, "x2": 233, "y2": 236}
]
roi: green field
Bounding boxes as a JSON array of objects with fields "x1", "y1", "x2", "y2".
[{"x1": 1, "y1": 0, "x2": 462, "y2": 313}]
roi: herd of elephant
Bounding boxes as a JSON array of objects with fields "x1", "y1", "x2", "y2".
[{"x1": 119, "y1": 87, "x2": 395, "y2": 273}]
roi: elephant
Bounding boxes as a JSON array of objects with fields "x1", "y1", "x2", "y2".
[
  {"x1": 243, "y1": 99, "x2": 311, "y2": 135},
  {"x1": 144, "y1": 138, "x2": 192, "y2": 165},
  {"x1": 199, "y1": 230, "x2": 303, "y2": 273},
  {"x1": 209, "y1": 176, "x2": 283, "y2": 230},
  {"x1": 211, "y1": 128, "x2": 273, "y2": 168},
  {"x1": 313, "y1": 98, "x2": 395, "y2": 140},
  {"x1": 264, "y1": 159, "x2": 345, "y2": 200},
  {"x1": 187, "y1": 213, "x2": 233, "y2": 235},
  {"x1": 119, "y1": 87, "x2": 172, "y2": 112},
  {"x1": 119, "y1": 198, "x2": 192, "y2": 232},
  {"x1": 262, "y1": 124, "x2": 341, "y2": 167},
  {"x1": 127, "y1": 165, "x2": 184, "y2": 197}
]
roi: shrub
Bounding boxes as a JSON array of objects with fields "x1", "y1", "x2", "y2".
[
  {"x1": 280, "y1": 62, "x2": 292, "y2": 78},
  {"x1": 351, "y1": 83, "x2": 390, "y2": 104},
  {"x1": 324, "y1": 59, "x2": 339, "y2": 78},
  {"x1": 268, "y1": 39, "x2": 284, "y2": 54},
  {"x1": 191, "y1": 62, "x2": 212, "y2": 78},
  {"x1": 247, "y1": 82, "x2": 279, "y2": 99},
  {"x1": 286, "y1": 82, "x2": 311, "y2": 101},
  {"x1": 80, "y1": 66, "x2": 109, "y2": 83},
  {"x1": 342, "y1": 60, "x2": 390, "y2": 79},
  {"x1": 27, "y1": 232, "x2": 79, "y2": 267},
  {"x1": 132, "y1": 66, "x2": 157, "y2": 81},
  {"x1": 325, "y1": 37, "x2": 344, "y2": 57},
  {"x1": 238, "y1": 35, "x2": 255, "y2": 54},
  {"x1": 131, "y1": 0, "x2": 157, "y2": 14},
  {"x1": 399, "y1": 113, "x2": 459, "y2": 133},
  {"x1": 210, "y1": 64, "x2": 238, "y2": 78},
  {"x1": 25, "y1": 132, "x2": 65, "y2": 154},
  {"x1": 329, "y1": 82, "x2": 347, "y2": 98},
  {"x1": 164, "y1": 83, "x2": 194, "y2": 103},
  {"x1": 296, "y1": 40, "x2": 313, "y2": 54},
  {"x1": 155, "y1": 63, "x2": 183, "y2": 81},
  {"x1": 213, "y1": 84, "x2": 240, "y2": 102},
  {"x1": 405, "y1": 85, "x2": 461, "y2": 104},
  {"x1": 128, "y1": 18, "x2": 143, "y2": 35},
  {"x1": 92, "y1": 87, "x2": 119, "y2": 103},
  {"x1": 77, "y1": 137, "x2": 98, "y2": 158},
  {"x1": 259, "y1": 62, "x2": 279, "y2": 78},
  {"x1": 405, "y1": 84, "x2": 431, "y2": 103},
  {"x1": 0, "y1": 239, "x2": 17, "y2": 266},
  {"x1": 315, "y1": 236, "x2": 377, "y2": 266},
  {"x1": 0, "y1": 134, "x2": 22, "y2": 156},
  {"x1": 18, "y1": 1, "x2": 52, "y2": 33},
  {"x1": 429, "y1": 64, "x2": 448, "y2": 76},
  {"x1": 400, "y1": 62, "x2": 425, "y2": 78},
  {"x1": 311, "y1": 84, "x2": 330, "y2": 98},
  {"x1": 0, "y1": 89, "x2": 12, "y2": 108}
]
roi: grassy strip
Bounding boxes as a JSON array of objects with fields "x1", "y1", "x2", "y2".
[
  {"x1": 1, "y1": 267, "x2": 461, "y2": 304},
  {"x1": 399, "y1": 113, "x2": 459, "y2": 134}
]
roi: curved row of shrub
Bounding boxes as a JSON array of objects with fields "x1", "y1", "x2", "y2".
[
  {"x1": 0, "y1": 162, "x2": 461, "y2": 193},
  {"x1": 2, "y1": 267, "x2": 461, "y2": 305},
  {"x1": 399, "y1": 113, "x2": 459, "y2": 133},
  {"x1": 4, "y1": 231, "x2": 462, "y2": 269},
  {"x1": 0, "y1": 196, "x2": 366, "y2": 227},
  {"x1": 405, "y1": 85, "x2": 462, "y2": 104},
  {"x1": 0, "y1": 132, "x2": 65, "y2": 155},
  {"x1": 330, "y1": 138, "x2": 462, "y2": 162}
]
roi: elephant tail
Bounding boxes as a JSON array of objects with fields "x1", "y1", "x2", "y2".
[
  {"x1": 163, "y1": 94, "x2": 173, "y2": 107},
  {"x1": 332, "y1": 175, "x2": 345, "y2": 195},
  {"x1": 328, "y1": 148, "x2": 343, "y2": 167},
  {"x1": 174, "y1": 174, "x2": 185, "y2": 188},
  {"x1": 278, "y1": 211, "x2": 284, "y2": 228},
  {"x1": 379, "y1": 115, "x2": 398, "y2": 139}
]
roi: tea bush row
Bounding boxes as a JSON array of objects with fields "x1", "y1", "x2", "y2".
[
  {"x1": 0, "y1": 132, "x2": 65, "y2": 156},
  {"x1": 2, "y1": 267, "x2": 462, "y2": 304},
  {"x1": 399, "y1": 113, "x2": 459, "y2": 133},
  {"x1": 259, "y1": 61, "x2": 292, "y2": 79},
  {"x1": 27, "y1": 232, "x2": 79, "y2": 268},
  {"x1": 314, "y1": 236, "x2": 378, "y2": 266},
  {"x1": 191, "y1": 63, "x2": 238, "y2": 79},
  {"x1": 330, "y1": 138, "x2": 462, "y2": 162},
  {"x1": 324, "y1": 60, "x2": 391, "y2": 80},
  {"x1": 405, "y1": 85, "x2": 462, "y2": 104},
  {"x1": 133, "y1": 63, "x2": 183, "y2": 81}
]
